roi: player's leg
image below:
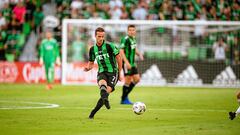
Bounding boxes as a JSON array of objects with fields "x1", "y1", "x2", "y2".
[
  {"x1": 103, "y1": 86, "x2": 113, "y2": 109},
  {"x1": 89, "y1": 74, "x2": 108, "y2": 119},
  {"x1": 121, "y1": 75, "x2": 133, "y2": 104},
  {"x1": 98, "y1": 79, "x2": 109, "y2": 98},
  {"x1": 121, "y1": 64, "x2": 132, "y2": 104},
  {"x1": 44, "y1": 62, "x2": 54, "y2": 89},
  {"x1": 48, "y1": 63, "x2": 55, "y2": 82},
  {"x1": 235, "y1": 92, "x2": 240, "y2": 116},
  {"x1": 126, "y1": 73, "x2": 140, "y2": 96},
  {"x1": 89, "y1": 72, "x2": 118, "y2": 119},
  {"x1": 122, "y1": 74, "x2": 140, "y2": 104},
  {"x1": 89, "y1": 98, "x2": 104, "y2": 119},
  {"x1": 89, "y1": 79, "x2": 108, "y2": 119},
  {"x1": 229, "y1": 91, "x2": 240, "y2": 120},
  {"x1": 237, "y1": 92, "x2": 240, "y2": 102},
  {"x1": 123, "y1": 67, "x2": 140, "y2": 104},
  {"x1": 103, "y1": 72, "x2": 118, "y2": 109},
  {"x1": 47, "y1": 63, "x2": 55, "y2": 89}
]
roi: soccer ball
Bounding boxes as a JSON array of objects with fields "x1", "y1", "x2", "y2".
[{"x1": 132, "y1": 102, "x2": 146, "y2": 115}]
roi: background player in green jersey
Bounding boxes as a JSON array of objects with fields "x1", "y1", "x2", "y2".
[
  {"x1": 84, "y1": 27, "x2": 122, "y2": 119},
  {"x1": 39, "y1": 31, "x2": 61, "y2": 90},
  {"x1": 120, "y1": 25, "x2": 144, "y2": 104}
]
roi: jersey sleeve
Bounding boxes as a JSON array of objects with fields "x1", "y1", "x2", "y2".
[
  {"x1": 89, "y1": 46, "x2": 95, "y2": 62},
  {"x1": 119, "y1": 36, "x2": 127, "y2": 49},
  {"x1": 39, "y1": 40, "x2": 44, "y2": 59}
]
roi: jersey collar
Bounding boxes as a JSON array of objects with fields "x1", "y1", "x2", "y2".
[
  {"x1": 96, "y1": 40, "x2": 105, "y2": 47},
  {"x1": 128, "y1": 36, "x2": 135, "y2": 40}
]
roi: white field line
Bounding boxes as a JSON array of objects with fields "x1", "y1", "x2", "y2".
[
  {"x1": 58, "y1": 106, "x2": 228, "y2": 112},
  {"x1": 0, "y1": 101, "x2": 60, "y2": 110},
  {"x1": 0, "y1": 101, "x2": 228, "y2": 112}
]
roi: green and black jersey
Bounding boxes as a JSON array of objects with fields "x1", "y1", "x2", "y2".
[
  {"x1": 89, "y1": 41, "x2": 119, "y2": 73},
  {"x1": 120, "y1": 36, "x2": 137, "y2": 67}
]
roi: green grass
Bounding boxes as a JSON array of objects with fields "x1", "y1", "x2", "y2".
[{"x1": 0, "y1": 84, "x2": 239, "y2": 135}]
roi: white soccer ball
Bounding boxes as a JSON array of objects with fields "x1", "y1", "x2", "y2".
[{"x1": 132, "y1": 102, "x2": 146, "y2": 115}]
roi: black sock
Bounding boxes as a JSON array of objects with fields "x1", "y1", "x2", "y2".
[
  {"x1": 89, "y1": 98, "x2": 103, "y2": 118},
  {"x1": 101, "y1": 90, "x2": 109, "y2": 99},
  {"x1": 126, "y1": 82, "x2": 135, "y2": 96},
  {"x1": 121, "y1": 85, "x2": 129, "y2": 101},
  {"x1": 100, "y1": 85, "x2": 108, "y2": 99}
]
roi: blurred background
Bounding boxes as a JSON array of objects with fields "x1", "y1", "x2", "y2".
[{"x1": 0, "y1": 0, "x2": 239, "y2": 87}]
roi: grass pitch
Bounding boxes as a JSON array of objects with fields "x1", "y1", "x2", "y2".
[{"x1": 0, "y1": 84, "x2": 239, "y2": 135}]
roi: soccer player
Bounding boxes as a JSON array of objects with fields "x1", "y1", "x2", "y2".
[
  {"x1": 229, "y1": 91, "x2": 240, "y2": 120},
  {"x1": 39, "y1": 31, "x2": 61, "y2": 90},
  {"x1": 120, "y1": 25, "x2": 144, "y2": 104},
  {"x1": 84, "y1": 27, "x2": 122, "y2": 119}
]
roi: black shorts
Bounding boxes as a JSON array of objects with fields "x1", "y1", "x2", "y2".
[
  {"x1": 123, "y1": 66, "x2": 138, "y2": 76},
  {"x1": 97, "y1": 72, "x2": 118, "y2": 91}
]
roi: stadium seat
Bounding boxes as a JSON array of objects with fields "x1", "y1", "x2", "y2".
[
  {"x1": 155, "y1": 52, "x2": 165, "y2": 60},
  {"x1": 145, "y1": 52, "x2": 155, "y2": 59},
  {"x1": 199, "y1": 48, "x2": 207, "y2": 60},
  {"x1": 188, "y1": 47, "x2": 199, "y2": 61},
  {"x1": 172, "y1": 52, "x2": 181, "y2": 60}
]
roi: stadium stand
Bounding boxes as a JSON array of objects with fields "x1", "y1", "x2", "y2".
[{"x1": 0, "y1": 0, "x2": 239, "y2": 64}]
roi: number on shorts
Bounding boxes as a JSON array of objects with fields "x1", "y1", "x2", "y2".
[{"x1": 112, "y1": 76, "x2": 116, "y2": 82}]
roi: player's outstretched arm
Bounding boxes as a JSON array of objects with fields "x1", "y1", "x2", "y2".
[{"x1": 84, "y1": 61, "x2": 94, "y2": 72}]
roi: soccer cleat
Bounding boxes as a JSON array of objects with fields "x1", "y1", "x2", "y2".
[
  {"x1": 229, "y1": 112, "x2": 236, "y2": 120},
  {"x1": 88, "y1": 116, "x2": 94, "y2": 119},
  {"x1": 103, "y1": 98, "x2": 110, "y2": 109},
  {"x1": 121, "y1": 97, "x2": 133, "y2": 105},
  {"x1": 88, "y1": 111, "x2": 95, "y2": 119}
]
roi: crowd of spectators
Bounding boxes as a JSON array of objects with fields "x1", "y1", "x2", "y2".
[
  {"x1": 0, "y1": 0, "x2": 239, "y2": 63},
  {"x1": 0, "y1": 0, "x2": 44, "y2": 61},
  {"x1": 55, "y1": 0, "x2": 239, "y2": 21},
  {"x1": 55, "y1": 0, "x2": 238, "y2": 63}
]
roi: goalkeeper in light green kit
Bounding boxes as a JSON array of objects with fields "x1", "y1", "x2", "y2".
[{"x1": 39, "y1": 31, "x2": 61, "y2": 89}]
